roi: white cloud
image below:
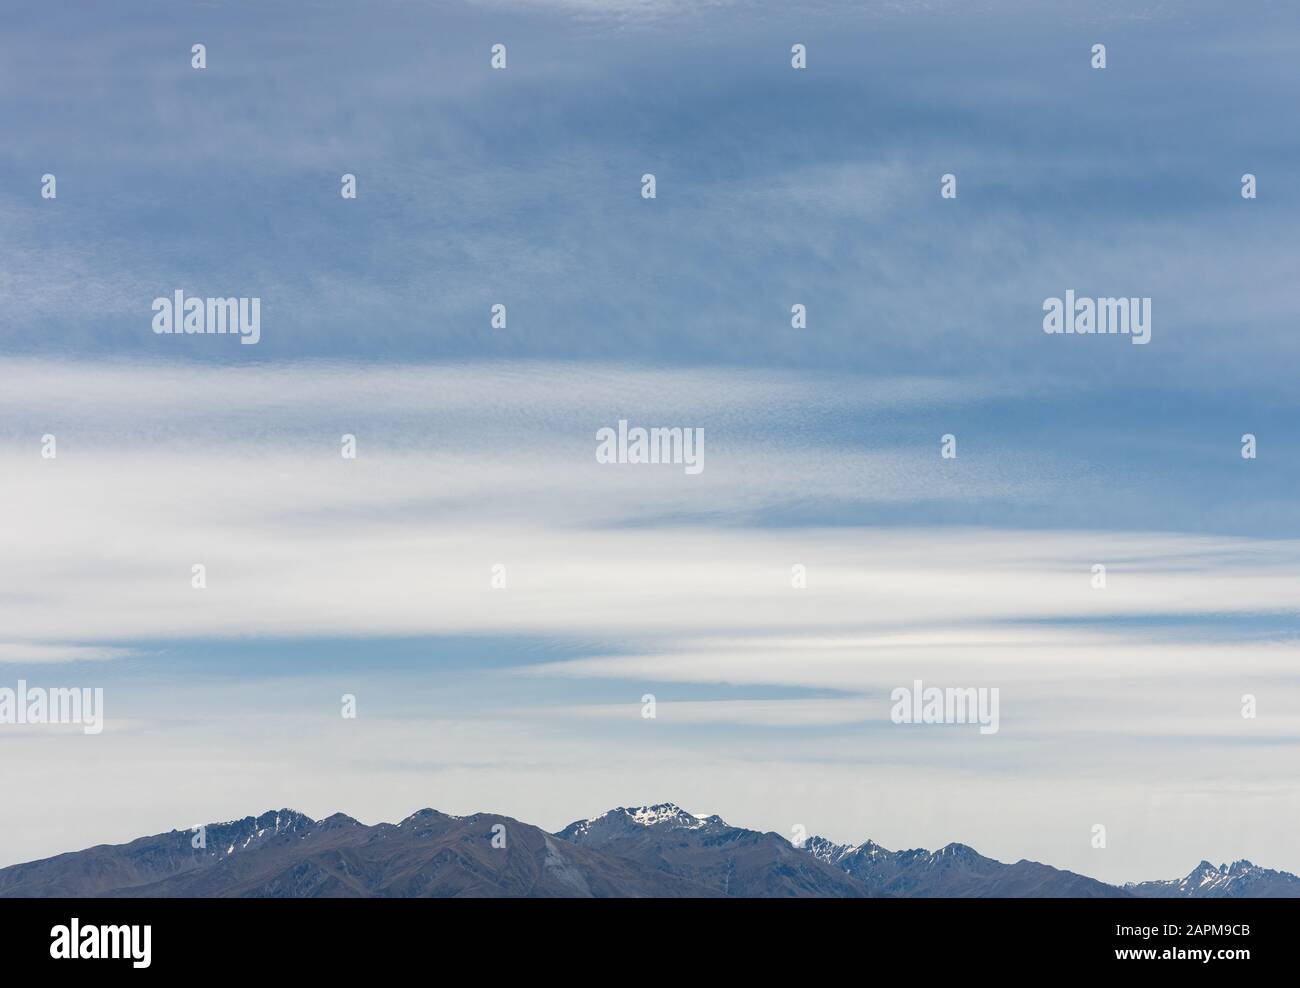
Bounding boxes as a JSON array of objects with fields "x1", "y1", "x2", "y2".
[
  {"x1": 1, "y1": 358, "x2": 1296, "y2": 650},
  {"x1": 0, "y1": 643, "x2": 133, "y2": 664}
]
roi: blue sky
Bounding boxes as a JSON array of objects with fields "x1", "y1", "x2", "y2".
[{"x1": 1, "y1": 0, "x2": 1299, "y2": 884}]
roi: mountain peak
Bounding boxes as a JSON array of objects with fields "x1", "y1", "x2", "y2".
[
  {"x1": 1121, "y1": 856, "x2": 1300, "y2": 898},
  {"x1": 803, "y1": 835, "x2": 850, "y2": 863},
  {"x1": 932, "y1": 842, "x2": 984, "y2": 862},
  {"x1": 556, "y1": 802, "x2": 727, "y2": 843},
  {"x1": 397, "y1": 808, "x2": 450, "y2": 827},
  {"x1": 623, "y1": 803, "x2": 718, "y2": 828},
  {"x1": 258, "y1": 809, "x2": 313, "y2": 830},
  {"x1": 207, "y1": 808, "x2": 314, "y2": 831},
  {"x1": 804, "y1": 836, "x2": 889, "y2": 866},
  {"x1": 318, "y1": 812, "x2": 361, "y2": 829}
]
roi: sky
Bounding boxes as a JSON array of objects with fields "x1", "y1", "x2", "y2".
[{"x1": 1, "y1": 0, "x2": 1298, "y2": 885}]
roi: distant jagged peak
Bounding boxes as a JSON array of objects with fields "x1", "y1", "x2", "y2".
[
  {"x1": 1181, "y1": 858, "x2": 1268, "y2": 887},
  {"x1": 257, "y1": 808, "x2": 314, "y2": 831},
  {"x1": 930, "y1": 842, "x2": 986, "y2": 863},
  {"x1": 204, "y1": 808, "x2": 315, "y2": 833},
  {"x1": 624, "y1": 802, "x2": 723, "y2": 829},
  {"x1": 397, "y1": 808, "x2": 460, "y2": 827},
  {"x1": 558, "y1": 801, "x2": 727, "y2": 841},
  {"x1": 802, "y1": 835, "x2": 849, "y2": 863},
  {"x1": 804, "y1": 835, "x2": 890, "y2": 864},
  {"x1": 317, "y1": 812, "x2": 362, "y2": 829},
  {"x1": 195, "y1": 808, "x2": 318, "y2": 859},
  {"x1": 204, "y1": 806, "x2": 313, "y2": 832}
]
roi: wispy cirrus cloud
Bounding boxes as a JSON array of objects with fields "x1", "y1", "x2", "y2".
[{"x1": 2, "y1": 357, "x2": 1298, "y2": 649}]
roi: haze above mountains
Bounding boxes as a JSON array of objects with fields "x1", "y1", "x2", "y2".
[{"x1": 2, "y1": 803, "x2": 1295, "y2": 898}]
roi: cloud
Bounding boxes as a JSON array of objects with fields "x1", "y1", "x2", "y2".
[
  {"x1": 0, "y1": 643, "x2": 133, "y2": 664},
  {"x1": 1, "y1": 357, "x2": 1297, "y2": 650}
]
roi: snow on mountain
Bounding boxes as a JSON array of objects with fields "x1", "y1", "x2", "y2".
[
  {"x1": 557, "y1": 802, "x2": 726, "y2": 841},
  {"x1": 1127, "y1": 859, "x2": 1300, "y2": 898},
  {"x1": 802, "y1": 832, "x2": 1121, "y2": 897}
]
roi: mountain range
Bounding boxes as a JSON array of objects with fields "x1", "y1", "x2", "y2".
[{"x1": 2, "y1": 802, "x2": 1296, "y2": 898}]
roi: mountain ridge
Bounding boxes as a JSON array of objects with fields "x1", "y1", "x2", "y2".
[{"x1": 2, "y1": 801, "x2": 1294, "y2": 898}]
